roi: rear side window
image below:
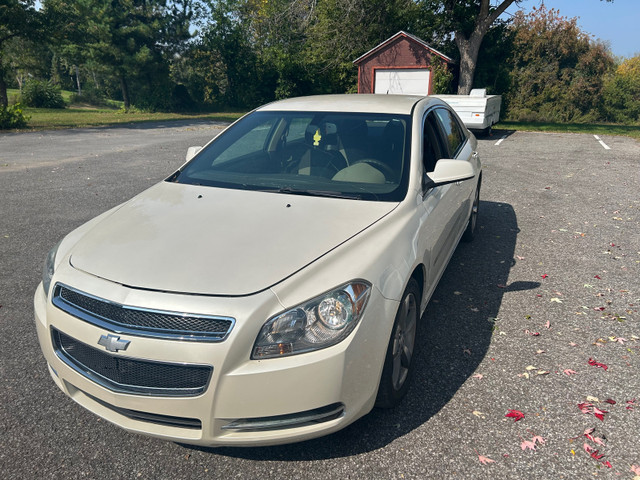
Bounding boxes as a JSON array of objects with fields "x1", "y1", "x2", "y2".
[{"x1": 434, "y1": 108, "x2": 466, "y2": 158}]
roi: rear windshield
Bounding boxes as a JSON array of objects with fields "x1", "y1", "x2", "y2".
[{"x1": 169, "y1": 111, "x2": 412, "y2": 201}]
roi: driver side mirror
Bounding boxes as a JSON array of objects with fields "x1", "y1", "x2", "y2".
[
  {"x1": 186, "y1": 146, "x2": 202, "y2": 162},
  {"x1": 424, "y1": 159, "x2": 475, "y2": 190}
]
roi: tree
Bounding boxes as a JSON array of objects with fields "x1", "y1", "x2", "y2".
[
  {"x1": 43, "y1": 0, "x2": 197, "y2": 110},
  {"x1": 505, "y1": 5, "x2": 615, "y2": 122},
  {"x1": 0, "y1": 0, "x2": 41, "y2": 106},
  {"x1": 602, "y1": 55, "x2": 640, "y2": 124},
  {"x1": 420, "y1": 0, "x2": 520, "y2": 94},
  {"x1": 420, "y1": 0, "x2": 614, "y2": 95}
]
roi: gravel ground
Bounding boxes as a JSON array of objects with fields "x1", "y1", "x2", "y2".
[{"x1": 0, "y1": 123, "x2": 638, "y2": 479}]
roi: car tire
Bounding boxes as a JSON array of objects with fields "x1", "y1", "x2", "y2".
[
  {"x1": 375, "y1": 278, "x2": 420, "y2": 409},
  {"x1": 462, "y1": 181, "x2": 481, "y2": 243}
]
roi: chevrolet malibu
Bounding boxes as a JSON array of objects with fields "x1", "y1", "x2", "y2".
[{"x1": 34, "y1": 94, "x2": 481, "y2": 446}]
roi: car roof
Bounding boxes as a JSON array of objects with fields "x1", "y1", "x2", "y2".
[{"x1": 257, "y1": 94, "x2": 442, "y2": 115}]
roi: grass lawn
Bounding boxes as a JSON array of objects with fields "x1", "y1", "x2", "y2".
[
  {"x1": 21, "y1": 107, "x2": 245, "y2": 130},
  {"x1": 4, "y1": 89, "x2": 639, "y2": 139},
  {"x1": 495, "y1": 120, "x2": 640, "y2": 140}
]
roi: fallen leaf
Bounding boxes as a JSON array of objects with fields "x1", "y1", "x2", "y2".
[
  {"x1": 594, "y1": 275, "x2": 602, "y2": 279},
  {"x1": 593, "y1": 437, "x2": 606, "y2": 447},
  {"x1": 472, "y1": 373, "x2": 484, "y2": 380},
  {"x1": 521, "y1": 439, "x2": 536, "y2": 451},
  {"x1": 631, "y1": 465, "x2": 640, "y2": 475},
  {"x1": 604, "y1": 398, "x2": 616, "y2": 405},
  {"x1": 505, "y1": 410, "x2": 525, "y2": 422},
  {"x1": 544, "y1": 320, "x2": 551, "y2": 329},
  {"x1": 588, "y1": 358, "x2": 608, "y2": 371},
  {"x1": 563, "y1": 369, "x2": 578, "y2": 376},
  {"x1": 472, "y1": 410, "x2": 485, "y2": 419},
  {"x1": 525, "y1": 330, "x2": 540, "y2": 336},
  {"x1": 592, "y1": 407, "x2": 608, "y2": 421},
  {"x1": 541, "y1": 274, "x2": 548, "y2": 279},
  {"x1": 536, "y1": 370, "x2": 550, "y2": 375},
  {"x1": 531, "y1": 434, "x2": 545, "y2": 445},
  {"x1": 586, "y1": 396, "x2": 600, "y2": 402},
  {"x1": 550, "y1": 298, "x2": 563, "y2": 303},
  {"x1": 525, "y1": 365, "x2": 537, "y2": 371},
  {"x1": 478, "y1": 454, "x2": 496, "y2": 465},
  {"x1": 536, "y1": 349, "x2": 545, "y2": 354}
]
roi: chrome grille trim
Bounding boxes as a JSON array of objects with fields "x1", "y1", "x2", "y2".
[
  {"x1": 52, "y1": 328, "x2": 213, "y2": 397},
  {"x1": 81, "y1": 390, "x2": 202, "y2": 429},
  {"x1": 52, "y1": 283, "x2": 234, "y2": 342}
]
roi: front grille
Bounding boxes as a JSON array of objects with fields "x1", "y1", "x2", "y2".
[
  {"x1": 52, "y1": 328, "x2": 212, "y2": 397},
  {"x1": 53, "y1": 283, "x2": 234, "y2": 341},
  {"x1": 82, "y1": 390, "x2": 202, "y2": 429}
]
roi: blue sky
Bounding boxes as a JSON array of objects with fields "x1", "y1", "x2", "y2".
[{"x1": 502, "y1": 0, "x2": 639, "y2": 58}]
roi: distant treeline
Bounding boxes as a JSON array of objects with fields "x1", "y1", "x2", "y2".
[{"x1": 1, "y1": 1, "x2": 638, "y2": 125}]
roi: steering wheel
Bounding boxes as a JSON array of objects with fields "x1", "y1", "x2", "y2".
[{"x1": 352, "y1": 158, "x2": 397, "y2": 181}]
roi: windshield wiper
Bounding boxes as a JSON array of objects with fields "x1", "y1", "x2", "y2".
[{"x1": 276, "y1": 187, "x2": 361, "y2": 200}]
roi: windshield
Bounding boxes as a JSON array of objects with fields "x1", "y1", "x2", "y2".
[{"x1": 170, "y1": 111, "x2": 411, "y2": 201}]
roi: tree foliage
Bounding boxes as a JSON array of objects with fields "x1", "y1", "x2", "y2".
[
  {"x1": 0, "y1": 0, "x2": 42, "y2": 106},
  {"x1": 504, "y1": 5, "x2": 615, "y2": 123},
  {"x1": 602, "y1": 55, "x2": 640, "y2": 124}
]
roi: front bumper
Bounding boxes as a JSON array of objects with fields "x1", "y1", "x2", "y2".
[{"x1": 34, "y1": 272, "x2": 397, "y2": 446}]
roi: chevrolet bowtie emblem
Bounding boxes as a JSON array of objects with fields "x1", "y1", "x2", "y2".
[{"x1": 98, "y1": 334, "x2": 131, "y2": 353}]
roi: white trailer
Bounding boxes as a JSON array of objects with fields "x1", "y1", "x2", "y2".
[{"x1": 431, "y1": 89, "x2": 501, "y2": 135}]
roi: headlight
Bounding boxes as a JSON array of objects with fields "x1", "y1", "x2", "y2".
[
  {"x1": 42, "y1": 240, "x2": 61, "y2": 298},
  {"x1": 252, "y1": 281, "x2": 371, "y2": 359}
]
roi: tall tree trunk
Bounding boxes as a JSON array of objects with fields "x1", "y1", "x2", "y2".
[
  {"x1": 120, "y1": 74, "x2": 130, "y2": 110},
  {"x1": 75, "y1": 66, "x2": 82, "y2": 95},
  {"x1": 450, "y1": 0, "x2": 518, "y2": 95},
  {"x1": 0, "y1": 65, "x2": 8, "y2": 108},
  {"x1": 455, "y1": 31, "x2": 484, "y2": 95}
]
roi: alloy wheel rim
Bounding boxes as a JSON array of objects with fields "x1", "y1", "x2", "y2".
[{"x1": 391, "y1": 292, "x2": 417, "y2": 391}]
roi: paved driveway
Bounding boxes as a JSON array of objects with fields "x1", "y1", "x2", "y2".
[{"x1": 1, "y1": 123, "x2": 638, "y2": 479}]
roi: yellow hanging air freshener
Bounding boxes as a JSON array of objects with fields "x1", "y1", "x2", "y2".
[{"x1": 313, "y1": 129, "x2": 321, "y2": 146}]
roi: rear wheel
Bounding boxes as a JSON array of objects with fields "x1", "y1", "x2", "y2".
[
  {"x1": 462, "y1": 181, "x2": 480, "y2": 243},
  {"x1": 376, "y1": 279, "x2": 420, "y2": 408}
]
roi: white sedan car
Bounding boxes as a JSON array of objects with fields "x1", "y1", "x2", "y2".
[{"x1": 35, "y1": 94, "x2": 481, "y2": 446}]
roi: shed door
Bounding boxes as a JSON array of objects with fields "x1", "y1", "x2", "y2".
[{"x1": 374, "y1": 69, "x2": 430, "y2": 95}]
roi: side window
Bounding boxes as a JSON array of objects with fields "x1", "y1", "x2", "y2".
[
  {"x1": 434, "y1": 108, "x2": 466, "y2": 158},
  {"x1": 214, "y1": 117, "x2": 276, "y2": 165},
  {"x1": 423, "y1": 112, "x2": 446, "y2": 173}
]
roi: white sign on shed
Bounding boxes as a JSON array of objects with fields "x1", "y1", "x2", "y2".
[{"x1": 374, "y1": 69, "x2": 430, "y2": 95}]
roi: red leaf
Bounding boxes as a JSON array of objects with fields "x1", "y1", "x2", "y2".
[
  {"x1": 602, "y1": 461, "x2": 612, "y2": 469},
  {"x1": 477, "y1": 454, "x2": 496, "y2": 465},
  {"x1": 604, "y1": 398, "x2": 616, "y2": 405},
  {"x1": 593, "y1": 437, "x2": 606, "y2": 447},
  {"x1": 563, "y1": 369, "x2": 578, "y2": 376},
  {"x1": 541, "y1": 274, "x2": 548, "y2": 279},
  {"x1": 505, "y1": 410, "x2": 525, "y2": 422},
  {"x1": 594, "y1": 275, "x2": 601, "y2": 279},
  {"x1": 592, "y1": 407, "x2": 608, "y2": 421},
  {"x1": 588, "y1": 358, "x2": 608, "y2": 371},
  {"x1": 521, "y1": 439, "x2": 536, "y2": 451}
]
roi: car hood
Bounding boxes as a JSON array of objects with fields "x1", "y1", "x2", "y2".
[{"x1": 70, "y1": 182, "x2": 397, "y2": 296}]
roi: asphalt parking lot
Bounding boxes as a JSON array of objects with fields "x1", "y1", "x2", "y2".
[{"x1": 1, "y1": 122, "x2": 638, "y2": 479}]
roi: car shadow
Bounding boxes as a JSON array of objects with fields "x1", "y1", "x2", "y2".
[{"x1": 183, "y1": 200, "x2": 534, "y2": 460}]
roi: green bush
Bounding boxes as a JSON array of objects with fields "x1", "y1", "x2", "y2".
[
  {"x1": 0, "y1": 103, "x2": 29, "y2": 129},
  {"x1": 69, "y1": 90, "x2": 109, "y2": 107},
  {"x1": 21, "y1": 80, "x2": 66, "y2": 108}
]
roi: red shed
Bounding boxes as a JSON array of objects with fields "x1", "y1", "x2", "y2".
[{"x1": 353, "y1": 31, "x2": 454, "y2": 96}]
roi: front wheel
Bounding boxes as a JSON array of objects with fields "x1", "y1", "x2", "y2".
[{"x1": 375, "y1": 279, "x2": 420, "y2": 408}]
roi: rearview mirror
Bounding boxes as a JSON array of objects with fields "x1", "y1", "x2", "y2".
[
  {"x1": 186, "y1": 146, "x2": 202, "y2": 162},
  {"x1": 425, "y1": 159, "x2": 475, "y2": 189}
]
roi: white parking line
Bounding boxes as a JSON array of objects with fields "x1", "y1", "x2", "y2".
[
  {"x1": 495, "y1": 135, "x2": 507, "y2": 146},
  {"x1": 594, "y1": 135, "x2": 611, "y2": 150}
]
